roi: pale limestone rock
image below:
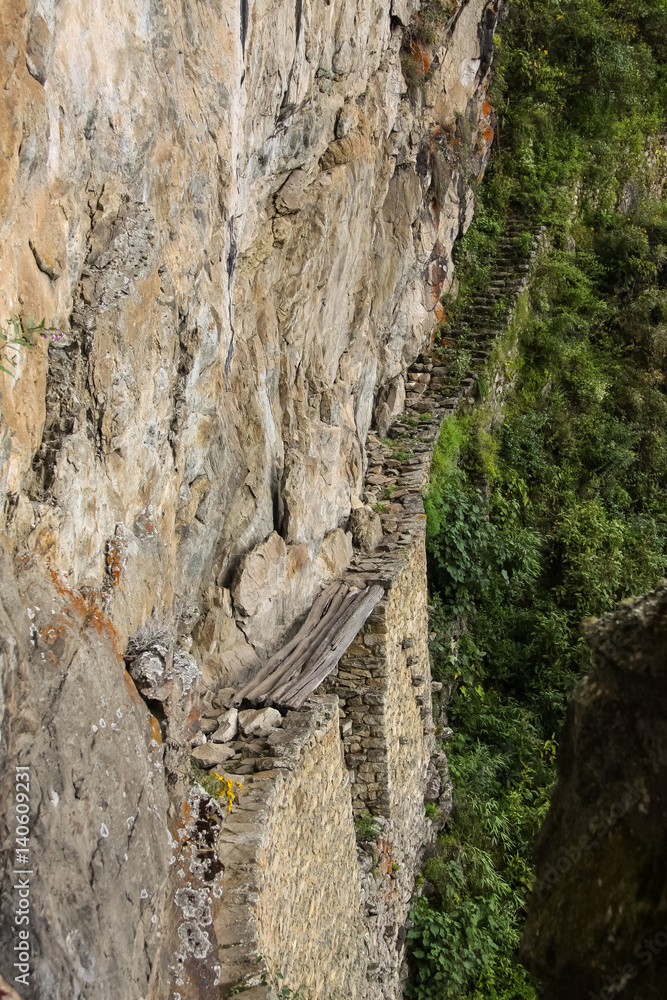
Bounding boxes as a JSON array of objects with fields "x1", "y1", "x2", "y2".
[
  {"x1": 349, "y1": 506, "x2": 384, "y2": 553},
  {"x1": 232, "y1": 528, "x2": 353, "y2": 657},
  {"x1": 275, "y1": 170, "x2": 308, "y2": 214},
  {"x1": 194, "y1": 605, "x2": 261, "y2": 689},
  {"x1": 25, "y1": 14, "x2": 54, "y2": 86},
  {"x1": 212, "y1": 687, "x2": 236, "y2": 711},
  {"x1": 191, "y1": 743, "x2": 237, "y2": 767},
  {"x1": 211, "y1": 709, "x2": 239, "y2": 744},
  {"x1": 0, "y1": 0, "x2": 498, "y2": 990},
  {"x1": 314, "y1": 527, "x2": 354, "y2": 579},
  {"x1": 375, "y1": 377, "x2": 406, "y2": 439},
  {"x1": 200, "y1": 717, "x2": 219, "y2": 735},
  {"x1": 238, "y1": 707, "x2": 283, "y2": 738}
]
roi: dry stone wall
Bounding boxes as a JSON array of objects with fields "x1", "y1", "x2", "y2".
[
  {"x1": 210, "y1": 697, "x2": 367, "y2": 1000},
  {"x1": 204, "y1": 223, "x2": 549, "y2": 1000}
]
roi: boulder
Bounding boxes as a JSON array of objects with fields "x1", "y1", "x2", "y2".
[
  {"x1": 349, "y1": 506, "x2": 383, "y2": 553},
  {"x1": 211, "y1": 708, "x2": 239, "y2": 743},
  {"x1": 521, "y1": 582, "x2": 667, "y2": 1000},
  {"x1": 238, "y1": 707, "x2": 283, "y2": 738},
  {"x1": 212, "y1": 686, "x2": 236, "y2": 710},
  {"x1": 191, "y1": 743, "x2": 237, "y2": 768}
]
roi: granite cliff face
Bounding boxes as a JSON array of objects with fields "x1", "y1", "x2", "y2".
[{"x1": 0, "y1": 0, "x2": 498, "y2": 996}]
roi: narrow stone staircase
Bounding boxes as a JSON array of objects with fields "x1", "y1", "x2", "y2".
[{"x1": 355, "y1": 219, "x2": 546, "y2": 543}]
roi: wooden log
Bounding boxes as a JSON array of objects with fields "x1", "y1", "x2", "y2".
[
  {"x1": 267, "y1": 588, "x2": 361, "y2": 704},
  {"x1": 231, "y1": 582, "x2": 345, "y2": 706},
  {"x1": 238, "y1": 585, "x2": 349, "y2": 707},
  {"x1": 245, "y1": 587, "x2": 353, "y2": 706},
  {"x1": 272, "y1": 585, "x2": 385, "y2": 709}
]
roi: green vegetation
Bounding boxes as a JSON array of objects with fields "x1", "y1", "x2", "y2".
[
  {"x1": 259, "y1": 968, "x2": 308, "y2": 1000},
  {"x1": 190, "y1": 761, "x2": 243, "y2": 811},
  {"x1": 434, "y1": 339, "x2": 473, "y2": 384},
  {"x1": 354, "y1": 810, "x2": 380, "y2": 841},
  {"x1": 0, "y1": 315, "x2": 62, "y2": 378},
  {"x1": 409, "y1": 1, "x2": 667, "y2": 997}
]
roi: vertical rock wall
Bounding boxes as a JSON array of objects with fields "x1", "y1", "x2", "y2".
[{"x1": 0, "y1": 0, "x2": 500, "y2": 995}]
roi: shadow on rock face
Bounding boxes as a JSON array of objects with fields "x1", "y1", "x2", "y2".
[{"x1": 520, "y1": 581, "x2": 667, "y2": 1000}]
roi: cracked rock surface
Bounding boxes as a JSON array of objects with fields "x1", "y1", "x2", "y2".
[{"x1": 0, "y1": 0, "x2": 499, "y2": 996}]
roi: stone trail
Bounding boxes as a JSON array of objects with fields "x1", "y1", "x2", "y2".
[{"x1": 197, "y1": 218, "x2": 546, "y2": 1000}]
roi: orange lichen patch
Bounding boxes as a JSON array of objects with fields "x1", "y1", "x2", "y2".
[
  {"x1": 410, "y1": 38, "x2": 431, "y2": 75},
  {"x1": 106, "y1": 539, "x2": 124, "y2": 587},
  {"x1": 433, "y1": 301, "x2": 445, "y2": 322},
  {"x1": 481, "y1": 124, "x2": 495, "y2": 146},
  {"x1": 168, "y1": 800, "x2": 194, "y2": 847},
  {"x1": 47, "y1": 568, "x2": 87, "y2": 618},
  {"x1": 482, "y1": 100, "x2": 491, "y2": 116},
  {"x1": 38, "y1": 613, "x2": 71, "y2": 644},
  {"x1": 149, "y1": 715, "x2": 163, "y2": 745},
  {"x1": 47, "y1": 568, "x2": 122, "y2": 655},
  {"x1": 123, "y1": 669, "x2": 145, "y2": 708}
]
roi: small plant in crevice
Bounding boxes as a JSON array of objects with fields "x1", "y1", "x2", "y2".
[
  {"x1": 212, "y1": 772, "x2": 243, "y2": 812},
  {"x1": 125, "y1": 614, "x2": 176, "y2": 660},
  {"x1": 259, "y1": 967, "x2": 309, "y2": 1000},
  {"x1": 354, "y1": 810, "x2": 380, "y2": 842},
  {"x1": 424, "y1": 802, "x2": 439, "y2": 818},
  {"x1": 437, "y1": 341, "x2": 472, "y2": 386},
  {"x1": 411, "y1": 0, "x2": 456, "y2": 45},
  {"x1": 1, "y1": 314, "x2": 63, "y2": 377},
  {"x1": 492, "y1": 295, "x2": 509, "y2": 323},
  {"x1": 400, "y1": 51, "x2": 429, "y2": 92},
  {"x1": 190, "y1": 761, "x2": 243, "y2": 812},
  {"x1": 512, "y1": 231, "x2": 533, "y2": 258}
]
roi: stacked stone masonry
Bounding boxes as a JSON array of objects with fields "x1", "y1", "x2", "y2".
[
  {"x1": 213, "y1": 697, "x2": 368, "y2": 1000},
  {"x1": 207, "y1": 222, "x2": 547, "y2": 1000}
]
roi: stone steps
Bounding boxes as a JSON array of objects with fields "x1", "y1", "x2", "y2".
[{"x1": 358, "y1": 217, "x2": 545, "y2": 547}]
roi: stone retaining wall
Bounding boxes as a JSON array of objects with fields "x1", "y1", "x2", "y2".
[
  {"x1": 326, "y1": 540, "x2": 433, "y2": 822},
  {"x1": 205, "y1": 223, "x2": 548, "y2": 1000},
  {"x1": 214, "y1": 697, "x2": 367, "y2": 1000}
]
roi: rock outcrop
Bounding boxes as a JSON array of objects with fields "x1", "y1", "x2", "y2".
[
  {"x1": 0, "y1": 0, "x2": 500, "y2": 996},
  {"x1": 521, "y1": 583, "x2": 667, "y2": 1000}
]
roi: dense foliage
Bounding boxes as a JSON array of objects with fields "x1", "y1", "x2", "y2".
[{"x1": 407, "y1": 1, "x2": 667, "y2": 997}]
